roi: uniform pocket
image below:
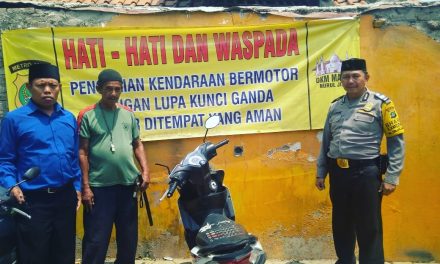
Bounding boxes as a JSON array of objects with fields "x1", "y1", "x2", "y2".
[
  {"x1": 329, "y1": 112, "x2": 342, "y2": 123},
  {"x1": 354, "y1": 113, "x2": 375, "y2": 123}
]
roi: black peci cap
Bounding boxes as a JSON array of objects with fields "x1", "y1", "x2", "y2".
[
  {"x1": 28, "y1": 63, "x2": 60, "y2": 84},
  {"x1": 341, "y1": 58, "x2": 367, "y2": 72},
  {"x1": 97, "y1": 69, "x2": 123, "y2": 87}
]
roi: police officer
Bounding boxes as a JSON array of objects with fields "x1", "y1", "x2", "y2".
[{"x1": 315, "y1": 58, "x2": 405, "y2": 264}]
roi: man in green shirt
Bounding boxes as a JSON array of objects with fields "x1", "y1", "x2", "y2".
[{"x1": 77, "y1": 69, "x2": 150, "y2": 264}]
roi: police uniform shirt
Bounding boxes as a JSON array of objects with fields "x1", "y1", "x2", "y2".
[{"x1": 317, "y1": 89, "x2": 405, "y2": 185}]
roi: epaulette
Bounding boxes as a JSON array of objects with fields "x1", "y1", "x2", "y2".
[
  {"x1": 374, "y1": 93, "x2": 391, "y2": 104},
  {"x1": 331, "y1": 95, "x2": 344, "y2": 103}
]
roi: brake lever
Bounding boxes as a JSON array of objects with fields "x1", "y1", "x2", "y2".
[
  {"x1": 159, "y1": 190, "x2": 168, "y2": 202},
  {"x1": 11, "y1": 207, "x2": 31, "y2": 219}
]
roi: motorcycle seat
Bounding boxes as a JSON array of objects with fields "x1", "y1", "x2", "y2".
[{"x1": 195, "y1": 214, "x2": 256, "y2": 256}]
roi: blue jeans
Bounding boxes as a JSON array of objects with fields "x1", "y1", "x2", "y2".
[{"x1": 82, "y1": 185, "x2": 138, "y2": 264}]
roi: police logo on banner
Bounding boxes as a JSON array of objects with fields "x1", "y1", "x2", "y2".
[{"x1": 8, "y1": 60, "x2": 48, "y2": 107}]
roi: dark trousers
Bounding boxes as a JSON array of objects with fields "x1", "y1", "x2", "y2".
[
  {"x1": 16, "y1": 184, "x2": 77, "y2": 264},
  {"x1": 82, "y1": 185, "x2": 138, "y2": 264},
  {"x1": 329, "y1": 160, "x2": 384, "y2": 264}
]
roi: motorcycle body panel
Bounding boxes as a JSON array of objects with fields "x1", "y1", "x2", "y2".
[
  {"x1": 162, "y1": 137, "x2": 265, "y2": 264},
  {"x1": 0, "y1": 167, "x2": 39, "y2": 264}
]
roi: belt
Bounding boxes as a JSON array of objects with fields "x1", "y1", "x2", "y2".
[
  {"x1": 329, "y1": 157, "x2": 379, "y2": 169},
  {"x1": 24, "y1": 182, "x2": 73, "y2": 194}
]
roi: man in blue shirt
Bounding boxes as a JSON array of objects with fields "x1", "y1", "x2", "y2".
[{"x1": 0, "y1": 63, "x2": 82, "y2": 264}]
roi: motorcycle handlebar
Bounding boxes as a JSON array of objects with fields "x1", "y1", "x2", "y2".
[
  {"x1": 159, "y1": 139, "x2": 228, "y2": 202},
  {"x1": 214, "y1": 139, "x2": 229, "y2": 149},
  {"x1": 167, "y1": 181, "x2": 179, "y2": 198},
  {"x1": 11, "y1": 207, "x2": 31, "y2": 219}
]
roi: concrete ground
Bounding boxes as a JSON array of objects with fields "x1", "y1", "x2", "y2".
[
  {"x1": 131, "y1": 259, "x2": 336, "y2": 264},
  {"x1": 110, "y1": 259, "x2": 332, "y2": 264},
  {"x1": 98, "y1": 258, "x2": 438, "y2": 264},
  {"x1": 129, "y1": 260, "x2": 332, "y2": 264}
]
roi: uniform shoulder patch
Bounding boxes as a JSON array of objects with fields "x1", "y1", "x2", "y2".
[
  {"x1": 374, "y1": 93, "x2": 390, "y2": 104},
  {"x1": 331, "y1": 95, "x2": 344, "y2": 103}
]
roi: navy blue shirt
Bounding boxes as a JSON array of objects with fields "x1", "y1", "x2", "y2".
[{"x1": 0, "y1": 100, "x2": 81, "y2": 191}]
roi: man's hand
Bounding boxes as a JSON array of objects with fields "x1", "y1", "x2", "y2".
[
  {"x1": 76, "y1": 191, "x2": 82, "y2": 211},
  {"x1": 82, "y1": 185, "x2": 95, "y2": 212},
  {"x1": 139, "y1": 171, "x2": 150, "y2": 192},
  {"x1": 315, "y1": 178, "x2": 326, "y2": 191},
  {"x1": 379, "y1": 182, "x2": 396, "y2": 195},
  {"x1": 10, "y1": 186, "x2": 25, "y2": 204},
  {"x1": 132, "y1": 138, "x2": 150, "y2": 192}
]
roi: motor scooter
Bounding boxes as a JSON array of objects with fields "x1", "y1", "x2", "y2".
[
  {"x1": 158, "y1": 115, "x2": 266, "y2": 264},
  {"x1": 0, "y1": 167, "x2": 40, "y2": 264}
]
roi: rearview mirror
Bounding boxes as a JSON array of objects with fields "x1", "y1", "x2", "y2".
[
  {"x1": 7, "y1": 167, "x2": 40, "y2": 194},
  {"x1": 23, "y1": 167, "x2": 40, "y2": 181},
  {"x1": 205, "y1": 115, "x2": 220, "y2": 129}
]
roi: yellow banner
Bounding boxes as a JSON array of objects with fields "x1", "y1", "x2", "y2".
[{"x1": 1, "y1": 19, "x2": 359, "y2": 141}]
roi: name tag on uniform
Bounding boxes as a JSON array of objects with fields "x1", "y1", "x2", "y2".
[
  {"x1": 336, "y1": 158, "x2": 349, "y2": 168},
  {"x1": 362, "y1": 102, "x2": 374, "y2": 112}
]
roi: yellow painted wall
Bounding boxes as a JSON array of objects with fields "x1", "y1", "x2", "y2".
[
  {"x1": 75, "y1": 13, "x2": 440, "y2": 262},
  {"x1": 360, "y1": 16, "x2": 440, "y2": 262}
]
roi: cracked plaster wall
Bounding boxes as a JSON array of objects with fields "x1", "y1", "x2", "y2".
[
  {"x1": 366, "y1": 6, "x2": 440, "y2": 41},
  {"x1": 0, "y1": 3, "x2": 440, "y2": 261}
]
